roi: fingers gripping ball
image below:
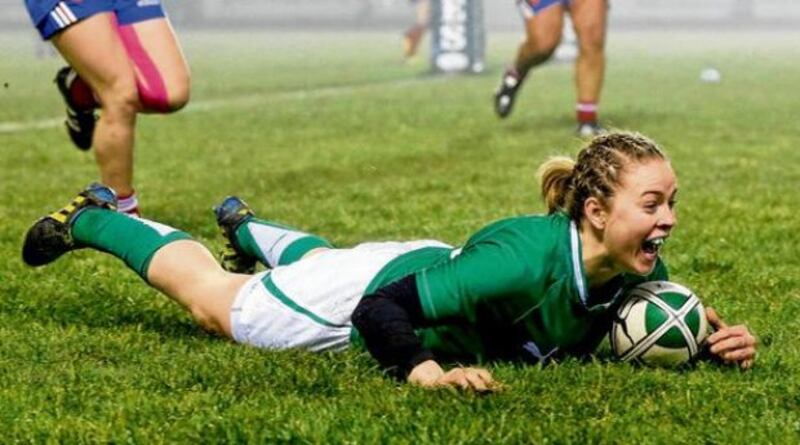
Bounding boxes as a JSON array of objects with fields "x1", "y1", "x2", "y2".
[{"x1": 611, "y1": 281, "x2": 709, "y2": 367}]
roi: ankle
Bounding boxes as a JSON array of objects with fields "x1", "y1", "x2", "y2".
[
  {"x1": 576, "y1": 102, "x2": 598, "y2": 124},
  {"x1": 117, "y1": 191, "x2": 140, "y2": 217}
]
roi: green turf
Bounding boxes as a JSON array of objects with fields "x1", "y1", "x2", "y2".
[{"x1": 1, "y1": 29, "x2": 799, "y2": 443}]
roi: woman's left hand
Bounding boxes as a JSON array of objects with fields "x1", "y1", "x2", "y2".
[{"x1": 706, "y1": 307, "x2": 757, "y2": 370}]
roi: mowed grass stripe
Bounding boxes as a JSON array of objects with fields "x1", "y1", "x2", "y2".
[{"x1": 0, "y1": 76, "x2": 442, "y2": 134}]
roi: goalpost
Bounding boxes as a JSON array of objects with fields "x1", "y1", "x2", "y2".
[{"x1": 429, "y1": 0, "x2": 486, "y2": 74}]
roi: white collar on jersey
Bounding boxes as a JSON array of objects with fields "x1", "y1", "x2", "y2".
[
  {"x1": 569, "y1": 220, "x2": 589, "y2": 307},
  {"x1": 570, "y1": 220, "x2": 626, "y2": 310}
]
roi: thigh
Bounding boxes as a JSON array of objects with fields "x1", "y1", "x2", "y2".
[
  {"x1": 569, "y1": 0, "x2": 608, "y2": 45},
  {"x1": 147, "y1": 239, "x2": 249, "y2": 338},
  {"x1": 518, "y1": 0, "x2": 565, "y2": 49},
  {"x1": 51, "y1": 12, "x2": 137, "y2": 98},
  {"x1": 117, "y1": 14, "x2": 190, "y2": 108}
]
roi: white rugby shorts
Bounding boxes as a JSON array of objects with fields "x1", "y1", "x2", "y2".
[{"x1": 229, "y1": 240, "x2": 451, "y2": 352}]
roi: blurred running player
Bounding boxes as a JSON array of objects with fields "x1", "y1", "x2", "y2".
[
  {"x1": 403, "y1": 0, "x2": 430, "y2": 59},
  {"x1": 24, "y1": 0, "x2": 191, "y2": 216},
  {"x1": 495, "y1": 0, "x2": 607, "y2": 136}
]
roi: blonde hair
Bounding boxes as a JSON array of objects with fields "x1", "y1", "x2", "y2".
[{"x1": 538, "y1": 132, "x2": 668, "y2": 220}]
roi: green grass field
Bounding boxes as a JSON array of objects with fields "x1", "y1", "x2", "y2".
[{"x1": 1, "y1": 29, "x2": 799, "y2": 443}]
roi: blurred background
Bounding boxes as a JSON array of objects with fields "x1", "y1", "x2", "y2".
[{"x1": 2, "y1": 0, "x2": 800, "y2": 33}]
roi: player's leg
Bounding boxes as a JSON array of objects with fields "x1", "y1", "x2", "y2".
[
  {"x1": 403, "y1": 0, "x2": 430, "y2": 59},
  {"x1": 107, "y1": 4, "x2": 191, "y2": 213},
  {"x1": 21, "y1": 184, "x2": 247, "y2": 338},
  {"x1": 146, "y1": 241, "x2": 249, "y2": 337},
  {"x1": 495, "y1": 0, "x2": 565, "y2": 118},
  {"x1": 569, "y1": 0, "x2": 608, "y2": 136},
  {"x1": 33, "y1": 1, "x2": 108, "y2": 151},
  {"x1": 214, "y1": 197, "x2": 333, "y2": 273},
  {"x1": 114, "y1": 1, "x2": 190, "y2": 114},
  {"x1": 51, "y1": 3, "x2": 189, "y2": 215},
  {"x1": 54, "y1": 66, "x2": 98, "y2": 151},
  {"x1": 51, "y1": 12, "x2": 141, "y2": 208},
  {"x1": 515, "y1": 2, "x2": 565, "y2": 76}
]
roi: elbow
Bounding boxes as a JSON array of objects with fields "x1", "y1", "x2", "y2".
[{"x1": 351, "y1": 295, "x2": 375, "y2": 334}]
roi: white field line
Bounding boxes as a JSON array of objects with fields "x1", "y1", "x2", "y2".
[{"x1": 0, "y1": 77, "x2": 437, "y2": 134}]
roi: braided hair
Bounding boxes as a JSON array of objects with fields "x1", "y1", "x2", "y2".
[{"x1": 538, "y1": 132, "x2": 668, "y2": 221}]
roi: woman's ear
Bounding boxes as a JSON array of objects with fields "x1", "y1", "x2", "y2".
[{"x1": 583, "y1": 197, "x2": 607, "y2": 230}]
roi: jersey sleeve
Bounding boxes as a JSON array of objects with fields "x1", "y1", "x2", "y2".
[{"x1": 414, "y1": 239, "x2": 532, "y2": 322}]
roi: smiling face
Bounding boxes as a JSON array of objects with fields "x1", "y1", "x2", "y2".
[{"x1": 597, "y1": 158, "x2": 678, "y2": 275}]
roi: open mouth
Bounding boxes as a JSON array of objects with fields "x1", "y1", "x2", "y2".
[{"x1": 642, "y1": 236, "x2": 667, "y2": 255}]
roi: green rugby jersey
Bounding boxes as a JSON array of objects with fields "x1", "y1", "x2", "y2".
[{"x1": 360, "y1": 212, "x2": 668, "y2": 364}]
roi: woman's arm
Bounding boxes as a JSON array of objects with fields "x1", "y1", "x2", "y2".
[
  {"x1": 351, "y1": 275, "x2": 498, "y2": 392},
  {"x1": 351, "y1": 275, "x2": 433, "y2": 378}
]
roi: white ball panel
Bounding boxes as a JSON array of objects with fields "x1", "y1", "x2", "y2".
[{"x1": 640, "y1": 344, "x2": 691, "y2": 367}]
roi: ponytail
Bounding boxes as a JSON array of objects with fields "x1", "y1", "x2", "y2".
[{"x1": 537, "y1": 156, "x2": 575, "y2": 214}]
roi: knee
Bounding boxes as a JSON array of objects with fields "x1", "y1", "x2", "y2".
[
  {"x1": 166, "y1": 80, "x2": 190, "y2": 112},
  {"x1": 97, "y1": 74, "x2": 140, "y2": 116},
  {"x1": 524, "y1": 42, "x2": 558, "y2": 63},
  {"x1": 141, "y1": 75, "x2": 190, "y2": 113},
  {"x1": 523, "y1": 33, "x2": 561, "y2": 59},
  {"x1": 189, "y1": 305, "x2": 223, "y2": 335},
  {"x1": 577, "y1": 25, "x2": 605, "y2": 56}
]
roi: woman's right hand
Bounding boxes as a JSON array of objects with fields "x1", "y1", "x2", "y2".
[
  {"x1": 407, "y1": 359, "x2": 499, "y2": 393},
  {"x1": 706, "y1": 307, "x2": 757, "y2": 370}
]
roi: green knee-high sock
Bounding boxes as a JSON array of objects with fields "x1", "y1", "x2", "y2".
[
  {"x1": 234, "y1": 217, "x2": 332, "y2": 268},
  {"x1": 72, "y1": 209, "x2": 192, "y2": 280}
]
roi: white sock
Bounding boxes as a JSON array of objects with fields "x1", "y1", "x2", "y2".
[{"x1": 117, "y1": 192, "x2": 140, "y2": 216}]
